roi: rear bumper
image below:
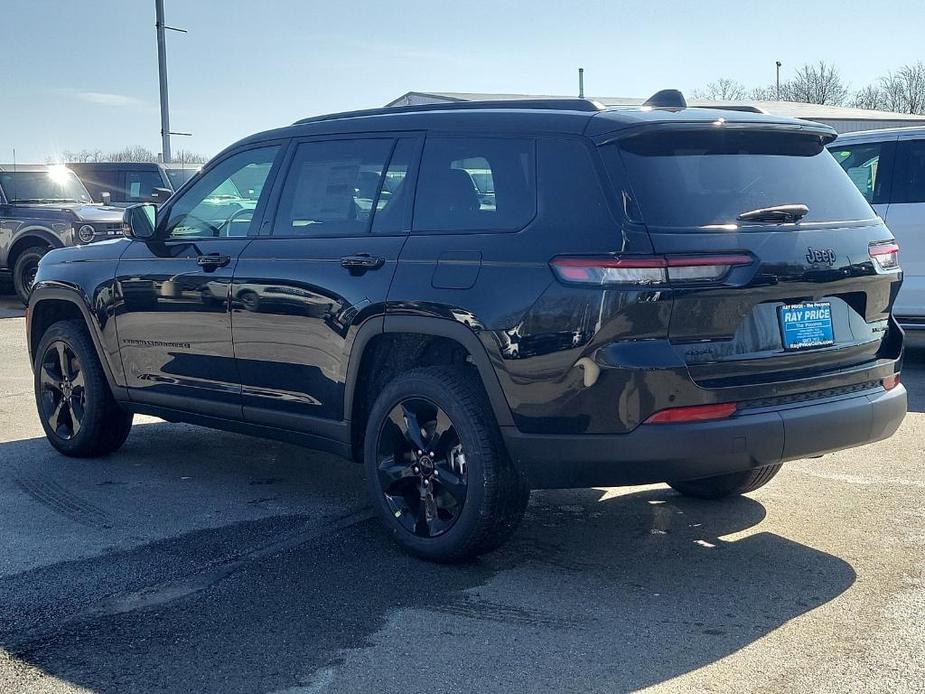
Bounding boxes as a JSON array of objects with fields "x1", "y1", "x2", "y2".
[{"x1": 502, "y1": 384, "x2": 907, "y2": 489}]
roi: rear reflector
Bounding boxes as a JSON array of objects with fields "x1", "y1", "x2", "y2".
[
  {"x1": 883, "y1": 373, "x2": 901, "y2": 391},
  {"x1": 550, "y1": 254, "x2": 752, "y2": 286},
  {"x1": 869, "y1": 241, "x2": 900, "y2": 271},
  {"x1": 644, "y1": 402, "x2": 737, "y2": 424}
]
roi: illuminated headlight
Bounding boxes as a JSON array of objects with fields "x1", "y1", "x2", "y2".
[{"x1": 77, "y1": 224, "x2": 96, "y2": 243}]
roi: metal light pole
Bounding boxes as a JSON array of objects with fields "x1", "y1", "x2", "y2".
[
  {"x1": 578, "y1": 68, "x2": 585, "y2": 98},
  {"x1": 155, "y1": 0, "x2": 171, "y2": 162},
  {"x1": 776, "y1": 60, "x2": 782, "y2": 100}
]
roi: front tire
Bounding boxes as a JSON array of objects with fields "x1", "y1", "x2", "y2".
[
  {"x1": 14, "y1": 247, "x2": 47, "y2": 305},
  {"x1": 668, "y1": 464, "x2": 782, "y2": 499},
  {"x1": 34, "y1": 320, "x2": 133, "y2": 457},
  {"x1": 364, "y1": 366, "x2": 529, "y2": 563}
]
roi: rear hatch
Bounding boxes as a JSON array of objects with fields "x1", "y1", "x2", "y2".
[{"x1": 601, "y1": 124, "x2": 902, "y2": 390}]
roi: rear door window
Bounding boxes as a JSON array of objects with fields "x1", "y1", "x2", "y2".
[
  {"x1": 272, "y1": 138, "x2": 393, "y2": 237},
  {"x1": 413, "y1": 137, "x2": 536, "y2": 233},
  {"x1": 829, "y1": 141, "x2": 890, "y2": 203},
  {"x1": 606, "y1": 129, "x2": 876, "y2": 229},
  {"x1": 892, "y1": 139, "x2": 925, "y2": 204}
]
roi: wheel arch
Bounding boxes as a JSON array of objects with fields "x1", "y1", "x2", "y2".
[
  {"x1": 7, "y1": 229, "x2": 62, "y2": 269},
  {"x1": 28, "y1": 285, "x2": 126, "y2": 399},
  {"x1": 344, "y1": 315, "x2": 514, "y2": 460}
]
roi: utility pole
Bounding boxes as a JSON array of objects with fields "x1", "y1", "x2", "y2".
[
  {"x1": 578, "y1": 68, "x2": 585, "y2": 98},
  {"x1": 155, "y1": 0, "x2": 171, "y2": 162},
  {"x1": 776, "y1": 60, "x2": 782, "y2": 100},
  {"x1": 154, "y1": 0, "x2": 189, "y2": 163}
]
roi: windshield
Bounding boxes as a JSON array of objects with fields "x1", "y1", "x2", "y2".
[
  {"x1": 605, "y1": 129, "x2": 876, "y2": 229},
  {"x1": 165, "y1": 167, "x2": 198, "y2": 189},
  {"x1": 0, "y1": 168, "x2": 92, "y2": 204}
]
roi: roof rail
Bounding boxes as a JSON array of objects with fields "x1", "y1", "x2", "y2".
[
  {"x1": 690, "y1": 104, "x2": 767, "y2": 114},
  {"x1": 294, "y1": 98, "x2": 606, "y2": 125}
]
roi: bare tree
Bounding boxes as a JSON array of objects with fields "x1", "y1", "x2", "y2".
[
  {"x1": 747, "y1": 84, "x2": 779, "y2": 101},
  {"x1": 853, "y1": 84, "x2": 886, "y2": 111},
  {"x1": 879, "y1": 62, "x2": 925, "y2": 114},
  {"x1": 105, "y1": 146, "x2": 159, "y2": 162},
  {"x1": 786, "y1": 61, "x2": 848, "y2": 105},
  {"x1": 692, "y1": 78, "x2": 747, "y2": 101},
  {"x1": 172, "y1": 149, "x2": 209, "y2": 165},
  {"x1": 60, "y1": 145, "x2": 210, "y2": 164},
  {"x1": 60, "y1": 149, "x2": 105, "y2": 163}
]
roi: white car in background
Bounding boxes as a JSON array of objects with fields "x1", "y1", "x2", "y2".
[{"x1": 829, "y1": 127, "x2": 925, "y2": 330}]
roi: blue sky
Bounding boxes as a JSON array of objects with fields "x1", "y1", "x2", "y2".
[{"x1": 4, "y1": 0, "x2": 925, "y2": 162}]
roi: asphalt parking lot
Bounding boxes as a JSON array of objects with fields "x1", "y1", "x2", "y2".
[{"x1": 0, "y1": 296, "x2": 922, "y2": 694}]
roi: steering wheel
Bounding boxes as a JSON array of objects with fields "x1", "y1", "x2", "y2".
[{"x1": 217, "y1": 208, "x2": 255, "y2": 237}]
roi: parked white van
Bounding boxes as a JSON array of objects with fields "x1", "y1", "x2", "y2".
[{"x1": 829, "y1": 127, "x2": 925, "y2": 329}]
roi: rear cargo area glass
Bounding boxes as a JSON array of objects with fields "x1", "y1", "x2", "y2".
[{"x1": 609, "y1": 129, "x2": 876, "y2": 228}]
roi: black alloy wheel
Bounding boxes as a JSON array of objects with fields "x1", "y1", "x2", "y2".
[
  {"x1": 365, "y1": 366, "x2": 530, "y2": 562},
  {"x1": 39, "y1": 340, "x2": 86, "y2": 440},
  {"x1": 33, "y1": 319, "x2": 134, "y2": 457},
  {"x1": 376, "y1": 398, "x2": 468, "y2": 538}
]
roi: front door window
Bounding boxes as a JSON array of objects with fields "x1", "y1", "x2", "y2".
[{"x1": 162, "y1": 146, "x2": 279, "y2": 239}]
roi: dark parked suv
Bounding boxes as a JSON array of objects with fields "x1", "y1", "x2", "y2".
[
  {"x1": 1, "y1": 164, "x2": 125, "y2": 303},
  {"x1": 67, "y1": 162, "x2": 200, "y2": 207},
  {"x1": 26, "y1": 94, "x2": 907, "y2": 561}
]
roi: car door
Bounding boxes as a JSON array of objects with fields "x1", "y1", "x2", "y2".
[
  {"x1": 231, "y1": 134, "x2": 420, "y2": 433},
  {"x1": 883, "y1": 136, "x2": 925, "y2": 321},
  {"x1": 114, "y1": 144, "x2": 284, "y2": 418}
]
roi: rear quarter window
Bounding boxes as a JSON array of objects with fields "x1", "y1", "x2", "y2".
[
  {"x1": 605, "y1": 129, "x2": 876, "y2": 229},
  {"x1": 413, "y1": 137, "x2": 536, "y2": 233}
]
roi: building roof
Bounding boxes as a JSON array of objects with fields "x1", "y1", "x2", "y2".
[{"x1": 386, "y1": 91, "x2": 925, "y2": 124}]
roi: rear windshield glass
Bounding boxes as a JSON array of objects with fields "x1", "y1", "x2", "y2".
[{"x1": 605, "y1": 129, "x2": 876, "y2": 228}]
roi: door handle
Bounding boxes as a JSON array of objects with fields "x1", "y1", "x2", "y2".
[
  {"x1": 340, "y1": 254, "x2": 385, "y2": 270},
  {"x1": 197, "y1": 254, "x2": 231, "y2": 271}
]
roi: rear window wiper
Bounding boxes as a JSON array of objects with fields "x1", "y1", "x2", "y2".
[{"x1": 736, "y1": 204, "x2": 809, "y2": 223}]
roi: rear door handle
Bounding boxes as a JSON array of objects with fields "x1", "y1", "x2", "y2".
[
  {"x1": 197, "y1": 253, "x2": 231, "y2": 271},
  {"x1": 340, "y1": 254, "x2": 385, "y2": 270}
]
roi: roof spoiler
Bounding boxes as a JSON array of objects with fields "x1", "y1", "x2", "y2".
[{"x1": 643, "y1": 89, "x2": 688, "y2": 110}]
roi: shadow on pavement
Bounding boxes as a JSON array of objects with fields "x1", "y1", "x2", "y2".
[
  {"x1": 899, "y1": 339, "x2": 925, "y2": 412},
  {"x1": 0, "y1": 425, "x2": 857, "y2": 693}
]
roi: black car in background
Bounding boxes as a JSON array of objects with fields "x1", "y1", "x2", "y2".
[
  {"x1": 26, "y1": 94, "x2": 906, "y2": 562},
  {"x1": 0, "y1": 164, "x2": 124, "y2": 303},
  {"x1": 67, "y1": 161, "x2": 200, "y2": 207}
]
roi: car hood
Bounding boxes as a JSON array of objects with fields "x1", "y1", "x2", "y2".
[{"x1": 70, "y1": 203, "x2": 125, "y2": 223}]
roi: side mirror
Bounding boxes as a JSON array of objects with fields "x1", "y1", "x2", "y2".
[
  {"x1": 101, "y1": 191, "x2": 111, "y2": 206},
  {"x1": 151, "y1": 187, "x2": 173, "y2": 203},
  {"x1": 123, "y1": 203, "x2": 157, "y2": 240}
]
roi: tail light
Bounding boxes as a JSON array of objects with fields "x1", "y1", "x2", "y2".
[
  {"x1": 883, "y1": 373, "x2": 901, "y2": 391},
  {"x1": 550, "y1": 254, "x2": 752, "y2": 286},
  {"x1": 644, "y1": 402, "x2": 738, "y2": 424},
  {"x1": 869, "y1": 241, "x2": 900, "y2": 271}
]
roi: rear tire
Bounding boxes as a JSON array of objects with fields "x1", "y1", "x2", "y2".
[
  {"x1": 364, "y1": 366, "x2": 529, "y2": 563},
  {"x1": 14, "y1": 247, "x2": 47, "y2": 305},
  {"x1": 668, "y1": 464, "x2": 782, "y2": 499},
  {"x1": 34, "y1": 319, "x2": 133, "y2": 457}
]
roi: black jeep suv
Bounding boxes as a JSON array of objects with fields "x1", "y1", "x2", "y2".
[
  {"x1": 1, "y1": 164, "x2": 125, "y2": 304},
  {"x1": 26, "y1": 94, "x2": 907, "y2": 561}
]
